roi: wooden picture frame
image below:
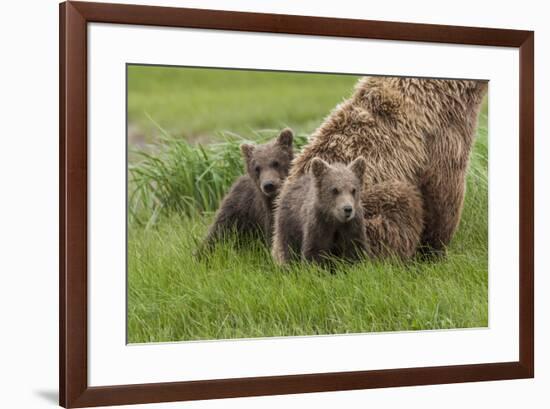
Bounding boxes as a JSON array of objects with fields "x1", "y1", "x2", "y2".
[{"x1": 59, "y1": 1, "x2": 534, "y2": 407}]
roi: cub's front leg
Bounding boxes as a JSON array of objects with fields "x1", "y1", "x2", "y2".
[
  {"x1": 340, "y1": 216, "x2": 368, "y2": 261},
  {"x1": 301, "y1": 222, "x2": 333, "y2": 263}
]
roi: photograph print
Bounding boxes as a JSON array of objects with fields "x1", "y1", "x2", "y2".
[{"x1": 127, "y1": 65, "x2": 488, "y2": 343}]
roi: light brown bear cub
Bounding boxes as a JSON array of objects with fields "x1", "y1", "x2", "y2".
[
  {"x1": 202, "y1": 128, "x2": 294, "y2": 250},
  {"x1": 272, "y1": 157, "x2": 368, "y2": 264}
]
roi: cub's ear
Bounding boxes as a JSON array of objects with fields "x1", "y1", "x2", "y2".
[
  {"x1": 240, "y1": 144, "x2": 255, "y2": 162},
  {"x1": 349, "y1": 156, "x2": 367, "y2": 182},
  {"x1": 276, "y1": 128, "x2": 294, "y2": 148},
  {"x1": 311, "y1": 157, "x2": 330, "y2": 180}
]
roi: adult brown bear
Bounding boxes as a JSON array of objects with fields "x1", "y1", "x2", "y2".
[{"x1": 289, "y1": 76, "x2": 488, "y2": 259}]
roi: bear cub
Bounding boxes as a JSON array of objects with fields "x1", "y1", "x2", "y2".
[
  {"x1": 201, "y1": 128, "x2": 294, "y2": 250},
  {"x1": 272, "y1": 156, "x2": 368, "y2": 265}
]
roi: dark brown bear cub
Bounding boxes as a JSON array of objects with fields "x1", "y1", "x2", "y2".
[
  {"x1": 201, "y1": 128, "x2": 294, "y2": 250},
  {"x1": 272, "y1": 156, "x2": 368, "y2": 265}
]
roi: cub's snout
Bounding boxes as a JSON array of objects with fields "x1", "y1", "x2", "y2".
[
  {"x1": 261, "y1": 180, "x2": 278, "y2": 195},
  {"x1": 342, "y1": 204, "x2": 354, "y2": 220},
  {"x1": 335, "y1": 201, "x2": 355, "y2": 223}
]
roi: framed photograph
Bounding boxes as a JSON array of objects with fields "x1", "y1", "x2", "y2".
[{"x1": 60, "y1": 1, "x2": 534, "y2": 407}]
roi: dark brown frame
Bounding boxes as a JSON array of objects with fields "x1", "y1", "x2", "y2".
[{"x1": 59, "y1": 1, "x2": 534, "y2": 407}]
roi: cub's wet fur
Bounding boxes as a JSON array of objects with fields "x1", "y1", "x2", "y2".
[
  {"x1": 272, "y1": 156, "x2": 368, "y2": 265},
  {"x1": 201, "y1": 129, "x2": 294, "y2": 251}
]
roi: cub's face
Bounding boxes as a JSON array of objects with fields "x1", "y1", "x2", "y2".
[
  {"x1": 311, "y1": 157, "x2": 367, "y2": 224},
  {"x1": 240, "y1": 128, "x2": 294, "y2": 198}
]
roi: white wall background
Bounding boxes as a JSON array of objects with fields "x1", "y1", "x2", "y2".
[{"x1": 0, "y1": 0, "x2": 547, "y2": 408}]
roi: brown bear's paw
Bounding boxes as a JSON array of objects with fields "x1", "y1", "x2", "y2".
[{"x1": 362, "y1": 180, "x2": 424, "y2": 260}]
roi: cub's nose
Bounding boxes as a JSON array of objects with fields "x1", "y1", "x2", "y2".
[
  {"x1": 262, "y1": 181, "x2": 275, "y2": 193},
  {"x1": 343, "y1": 205, "x2": 353, "y2": 217}
]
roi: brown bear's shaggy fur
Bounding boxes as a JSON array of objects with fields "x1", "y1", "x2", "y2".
[
  {"x1": 362, "y1": 181, "x2": 424, "y2": 259},
  {"x1": 272, "y1": 157, "x2": 368, "y2": 265},
  {"x1": 289, "y1": 76, "x2": 488, "y2": 257},
  {"x1": 201, "y1": 129, "x2": 294, "y2": 250}
]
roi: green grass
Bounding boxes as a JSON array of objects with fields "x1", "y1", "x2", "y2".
[
  {"x1": 128, "y1": 216, "x2": 487, "y2": 342},
  {"x1": 128, "y1": 65, "x2": 359, "y2": 143},
  {"x1": 127, "y1": 66, "x2": 488, "y2": 343}
]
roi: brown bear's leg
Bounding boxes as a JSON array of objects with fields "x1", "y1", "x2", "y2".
[
  {"x1": 419, "y1": 168, "x2": 467, "y2": 257},
  {"x1": 362, "y1": 181, "x2": 424, "y2": 260}
]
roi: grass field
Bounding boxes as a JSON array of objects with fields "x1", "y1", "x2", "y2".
[
  {"x1": 127, "y1": 66, "x2": 488, "y2": 343},
  {"x1": 127, "y1": 65, "x2": 359, "y2": 144}
]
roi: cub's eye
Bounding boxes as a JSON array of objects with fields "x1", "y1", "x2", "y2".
[
  {"x1": 351, "y1": 188, "x2": 356, "y2": 196},
  {"x1": 255, "y1": 166, "x2": 261, "y2": 174},
  {"x1": 332, "y1": 188, "x2": 339, "y2": 195},
  {"x1": 271, "y1": 161, "x2": 279, "y2": 169}
]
